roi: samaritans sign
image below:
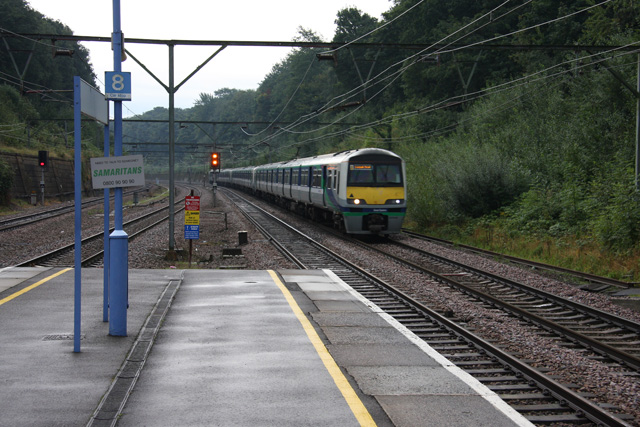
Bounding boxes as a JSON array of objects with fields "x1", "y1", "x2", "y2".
[{"x1": 90, "y1": 155, "x2": 145, "y2": 189}]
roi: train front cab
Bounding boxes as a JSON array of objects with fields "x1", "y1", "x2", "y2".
[{"x1": 341, "y1": 153, "x2": 406, "y2": 235}]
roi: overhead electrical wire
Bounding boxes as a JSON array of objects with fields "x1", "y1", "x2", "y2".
[
  {"x1": 240, "y1": 56, "x2": 317, "y2": 137},
  {"x1": 320, "y1": 0, "x2": 427, "y2": 55},
  {"x1": 283, "y1": 0, "x2": 611, "y2": 135},
  {"x1": 1, "y1": 25, "x2": 145, "y2": 120},
  {"x1": 241, "y1": 0, "x2": 429, "y2": 138},
  {"x1": 244, "y1": 0, "x2": 616, "y2": 157},
  {"x1": 245, "y1": 0, "x2": 522, "y2": 149},
  {"x1": 277, "y1": 42, "x2": 639, "y2": 151}
]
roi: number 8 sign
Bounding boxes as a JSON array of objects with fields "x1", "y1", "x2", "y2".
[{"x1": 105, "y1": 72, "x2": 132, "y2": 100}]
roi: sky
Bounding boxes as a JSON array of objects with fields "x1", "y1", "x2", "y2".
[{"x1": 26, "y1": 0, "x2": 393, "y2": 118}]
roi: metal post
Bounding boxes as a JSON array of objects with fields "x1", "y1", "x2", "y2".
[
  {"x1": 636, "y1": 53, "x2": 640, "y2": 190},
  {"x1": 103, "y1": 124, "x2": 110, "y2": 322},
  {"x1": 73, "y1": 76, "x2": 82, "y2": 353},
  {"x1": 168, "y1": 43, "x2": 175, "y2": 250},
  {"x1": 109, "y1": 0, "x2": 128, "y2": 337},
  {"x1": 40, "y1": 168, "x2": 44, "y2": 205}
]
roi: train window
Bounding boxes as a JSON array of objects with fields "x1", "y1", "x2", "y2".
[
  {"x1": 327, "y1": 171, "x2": 332, "y2": 189},
  {"x1": 348, "y1": 161, "x2": 403, "y2": 187},
  {"x1": 312, "y1": 167, "x2": 322, "y2": 187},
  {"x1": 348, "y1": 164, "x2": 374, "y2": 185},
  {"x1": 376, "y1": 164, "x2": 402, "y2": 185}
]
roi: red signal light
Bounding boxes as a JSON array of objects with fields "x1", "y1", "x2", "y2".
[
  {"x1": 211, "y1": 152, "x2": 220, "y2": 169},
  {"x1": 38, "y1": 150, "x2": 48, "y2": 168}
]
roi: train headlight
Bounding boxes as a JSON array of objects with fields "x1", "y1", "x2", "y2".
[
  {"x1": 348, "y1": 198, "x2": 366, "y2": 205},
  {"x1": 385, "y1": 199, "x2": 404, "y2": 205}
]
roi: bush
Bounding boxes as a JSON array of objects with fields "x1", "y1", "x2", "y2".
[
  {"x1": 590, "y1": 178, "x2": 640, "y2": 253},
  {"x1": 400, "y1": 138, "x2": 530, "y2": 226},
  {"x1": 0, "y1": 159, "x2": 14, "y2": 205}
]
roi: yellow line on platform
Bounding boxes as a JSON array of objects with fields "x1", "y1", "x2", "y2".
[
  {"x1": 0, "y1": 268, "x2": 72, "y2": 307},
  {"x1": 268, "y1": 270, "x2": 377, "y2": 427}
]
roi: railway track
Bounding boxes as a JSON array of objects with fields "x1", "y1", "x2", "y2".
[
  {"x1": 0, "y1": 186, "x2": 153, "y2": 233},
  {"x1": 223, "y1": 188, "x2": 634, "y2": 426},
  {"x1": 15, "y1": 187, "x2": 197, "y2": 268},
  {"x1": 360, "y1": 238, "x2": 640, "y2": 372},
  {"x1": 401, "y1": 229, "x2": 635, "y2": 290}
]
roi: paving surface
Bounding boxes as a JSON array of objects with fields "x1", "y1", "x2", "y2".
[{"x1": 0, "y1": 267, "x2": 532, "y2": 426}]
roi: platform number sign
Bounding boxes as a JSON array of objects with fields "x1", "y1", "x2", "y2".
[{"x1": 105, "y1": 71, "x2": 132, "y2": 100}]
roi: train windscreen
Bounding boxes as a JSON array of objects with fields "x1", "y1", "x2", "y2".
[{"x1": 347, "y1": 155, "x2": 403, "y2": 187}]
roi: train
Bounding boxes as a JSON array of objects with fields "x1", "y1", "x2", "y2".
[{"x1": 217, "y1": 148, "x2": 407, "y2": 235}]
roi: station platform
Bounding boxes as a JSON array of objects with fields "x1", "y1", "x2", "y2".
[{"x1": 0, "y1": 267, "x2": 533, "y2": 426}]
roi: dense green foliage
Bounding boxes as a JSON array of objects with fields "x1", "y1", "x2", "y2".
[
  {"x1": 0, "y1": 158, "x2": 13, "y2": 205},
  {"x1": 2, "y1": 0, "x2": 640, "y2": 256},
  {"x1": 0, "y1": 0, "x2": 102, "y2": 156}
]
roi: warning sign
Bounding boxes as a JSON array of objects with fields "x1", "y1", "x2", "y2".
[
  {"x1": 185, "y1": 211, "x2": 200, "y2": 225},
  {"x1": 185, "y1": 196, "x2": 200, "y2": 211}
]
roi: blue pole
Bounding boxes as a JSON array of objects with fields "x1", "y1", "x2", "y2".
[
  {"x1": 73, "y1": 76, "x2": 82, "y2": 352},
  {"x1": 103, "y1": 124, "x2": 110, "y2": 322},
  {"x1": 109, "y1": 0, "x2": 128, "y2": 337}
]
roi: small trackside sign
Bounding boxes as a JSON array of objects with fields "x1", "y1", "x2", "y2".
[
  {"x1": 90, "y1": 155, "x2": 145, "y2": 189},
  {"x1": 184, "y1": 196, "x2": 200, "y2": 240}
]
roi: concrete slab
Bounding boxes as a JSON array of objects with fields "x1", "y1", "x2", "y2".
[
  {"x1": 311, "y1": 311, "x2": 393, "y2": 327},
  {"x1": 296, "y1": 281, "x2": 349, "y2": 292},
  {"x1": 323, "y1": 326, "x2": 413, "y2": 345},
  {"x1": 377, "y1": 395, "x2": 524, "y2": 427},
  {"x1": 315, "y1": 299, "x2": 372, "y2": 312},
  {"x1": 0, "y1": 266, "x2": 50, "y2": 278},
  {"x1": 327, "y1": 344, "x2": 443, "y2": 367},
  {"x1": 304, "y1": 290, "x2": 354, "y2": 301},
  {"x1": 347, "y1": 365, "x2": 478, "y2": 395},
  {"x1": 280, "y1": 269, "x2": 335, "y2": 283},
  {"x1": 0, "y1": 267, "x2": 51, "y2": 293}
]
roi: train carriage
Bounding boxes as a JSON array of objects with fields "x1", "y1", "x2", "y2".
[{"x1": 218, "y1": 148, "x2": 406, "y2": 235}]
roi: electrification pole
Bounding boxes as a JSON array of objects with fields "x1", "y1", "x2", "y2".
[{"x1": 109, "y1": 0, "x2": 128, "y2": 337}]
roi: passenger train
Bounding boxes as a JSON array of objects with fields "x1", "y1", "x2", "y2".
[{"x1": 217, "y1": 148, "x2": 406, "y2": 235}]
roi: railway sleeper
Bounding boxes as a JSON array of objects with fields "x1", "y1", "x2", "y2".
[
  {"x1": 525, "y1": 414, "x2": 591, "y2": 423},
  {"x1": 487, "y1": 384, "x2": 539, "y2": 392}
]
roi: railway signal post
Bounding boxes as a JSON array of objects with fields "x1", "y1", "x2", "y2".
[
  {"x1": 210, "y1": 152, "x2": 220, "y2": 207},
  {"x1": 38, "y1": 150, "x2": 47, "y2": 205}
]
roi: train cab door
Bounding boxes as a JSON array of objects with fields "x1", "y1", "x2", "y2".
[{"x1": 287, "y1": 168, "x2": 293, "y2": 198}]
